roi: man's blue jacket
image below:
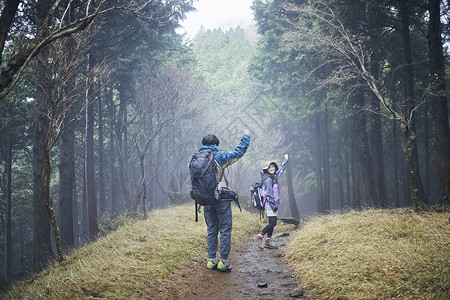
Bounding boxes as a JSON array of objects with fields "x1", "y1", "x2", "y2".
[{"x1": 198, "y1": 134, "x2": 250, "y2": 189}]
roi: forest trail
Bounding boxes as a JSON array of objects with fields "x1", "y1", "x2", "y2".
[{"x1": 148, "y1": 232, "x2": 319, "y2": 300}]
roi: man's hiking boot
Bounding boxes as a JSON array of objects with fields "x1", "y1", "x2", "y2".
[
  {"x1": 264, "y1": 237, "x2": 278, "y2": 249},
  {"x1": 217, "y1": 260, "x2": 232, "y2": 272},
  {"x1": 252, "y1": 233, "x2": 264, "y2": 249},
  {"x1": 207, "y1": 259, "x2": 218, "y2": 270}
]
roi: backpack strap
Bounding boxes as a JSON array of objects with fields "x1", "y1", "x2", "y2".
[
  {"x1": 195, "y1": 203, "x2": 199, "y2": 222},
  {"x1": 215, "y1": 165, "x2": 225, "y2": 201},
  {"x1": 235, "y1": 197, "x2": 242, "y2": 212},
  {"x1": 217, "y1": 164, "x2": 225, "y2": 185}
]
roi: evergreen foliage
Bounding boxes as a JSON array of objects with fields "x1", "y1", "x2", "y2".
[{"x1": 0, "y1": 0, "x2": 449, "y2": 290}]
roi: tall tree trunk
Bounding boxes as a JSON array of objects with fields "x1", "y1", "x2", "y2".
[
  {"x1": 357, "y1": 111, "x2": 378, "y2": 207},
  {"x1": 4, "y1": 143, "x2": 12, "y2": 284},
  {"x1": 352, "y1": 87, "x2": 378, "y2": 207},
  {"x1": 393, "y1": 120, "x2": 400, "y2": 207},
  {"x1": 43, "y1": 146, "x2": 64, "y2": 261},
  {"x1": 366, "y1": 1, "x2": 387, "y2": 208},
  {"x1": 370, "y1": 106, "x2": 387, "y2": 207},
  {"x1": 334, "y1": 128, "x2": 346, "y2": 208},
  {"x1": 110, "y1": 129, "x2": 118, "y2": 213},
  {"x1": 73, "y1": 173, "x2": 79, "y2": 248},
  {"x1": 58, "y1": 0, "x2": 76, "y2": 253},
  {"x1": 322, "y1": 105, "x2": 330, "y2": 211},
  {"x1": 337, "y1": 159, "x2": 345, "y2": 209},
  {"x1": 400, "y1": 0, "x2": 429, "y2": 208},
  {"x1": 369, "y1": 71, "x2": 387, "y2": 207},
  {"x1": 423, "y1": 106, "x2": 431, "y2": 197},
  {"x1": 285, "y1": 159, "x2": 300, "y2": 218},
  {"x1": 344, "y1": 151, "x2": 351, "y2": 207},
  {"x1": 85, "y1": 53, "x2": 98, "y2": 240},
  {"x1": 117, "y1": 79, "x2": 131, "y2": 209},
  {"x1": 0, "y1": 0, "x2": 20, "y2": 62},
  {"x1": 58, "y1": 113, "x2": 75, "y2": 251},
  {"x1": 351, "y1": 121, "x2": 361, "y2": 208},
  {"x1": 107, "y1": 89, "x2": 118, "y2": 213},
  {"x1": 313, "y1": 113, "x2": 324, "y2": 212},
  {"x1": 33, "y1": 67, "x2": 53, "y2": 271},
  {"x1": 32, "y1": 0, "x2": 54, "y2": 268},
  {"x1": 81, "y1": 147, "x2": 88, "y2": 243},
  {"x1": 428, "y1": 0, "x2": 450, "y2": 205},
  {"x1": 98, "y1": 94, "x2": 105, "y2": 215},
  {"x1": 401, "y1": 122, "x2": 429, "y2": 210},
  {"x1": 141, "y1": 156, "x2": 147, "y2": 216},
  {"x1": 20, "y1": 220, "x2": 24, "y2": 272}
]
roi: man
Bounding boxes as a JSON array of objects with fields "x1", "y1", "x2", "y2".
[{"x1": 198, "y1": 130, "x2": 250, "y2": 272}]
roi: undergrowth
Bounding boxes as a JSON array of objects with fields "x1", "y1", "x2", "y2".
[
  {"x1": 2, "y1": 203, "x2": 261, "y2": 300},
  {"x1": 4, "y1": 205, "x2": 448, "y2": 300},
  {"x1": 284, "y1": 208, "x2": 450, "y2": 299}
]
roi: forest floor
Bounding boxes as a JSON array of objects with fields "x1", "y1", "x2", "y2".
[{"x1": 145, "y1": 232, "x2": 320, "y2": 300}]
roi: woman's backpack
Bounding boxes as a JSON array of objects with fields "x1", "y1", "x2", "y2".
[
  {"x1": 250, "y1": 182, "x2": 266, "y2": 220},
  {"x1": 250, "y1": 182, "x2": 265, "y2": 211}
]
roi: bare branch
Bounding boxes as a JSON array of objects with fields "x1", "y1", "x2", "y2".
[
  {"x1": 283, "y1": 1, "x2": 406, "y2": 123},
  {"x1": 0, "y1": 0, "x2": 108, "y2": 99}
]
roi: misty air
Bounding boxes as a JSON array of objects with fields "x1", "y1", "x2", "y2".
[{"x1": 0, "y1": 0, "x2": 449, "y2": 299}]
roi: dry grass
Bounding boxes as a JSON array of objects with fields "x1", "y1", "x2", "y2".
[
  {"x1": 6, "y1": 205, "x2": 445, "y2": 300},
  {"x1": 3, "y1": 203, "x2": 261, "y2": 300},
  {"x1": 284, "y1": 208, "x2": 450, "y2": 300}
]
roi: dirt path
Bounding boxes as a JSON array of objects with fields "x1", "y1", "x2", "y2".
[{"x1": 149, "y1": 232, "x2": 318, "y2": 299}]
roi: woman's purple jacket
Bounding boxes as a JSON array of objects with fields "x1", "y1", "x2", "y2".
[{"x1": 261, "y1": 158, "x2": 288, "y2": 210}]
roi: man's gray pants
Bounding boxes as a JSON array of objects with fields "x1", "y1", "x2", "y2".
[{"x1": 203, "y1": 200, "x2": 232, "y2": 261}]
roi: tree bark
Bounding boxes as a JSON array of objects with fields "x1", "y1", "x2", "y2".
[
  {"x1": 370, "y1": 102, "x2": 387, "y2": 207},
  {"x1": 399, "y1": 0, "x2": 429, "y2": 208},
  {"x1": 58, "y1": 29, "x2": 76, "y2": 250},
  {"x1": 73, "y1": 173, "x2": 79, "y2": 248},
  {"x1": 0, "y1": 0, "x2": 20, "y2": 62},
  {"x1": 4, "y1": 143, "x2": 12, "y2": 284},
  {"x1": 107, "y1": 89, "x2": 118, "y2": 213},
  {"x1": 85, "y1": 53, "x2": 98, "y2": 240},
  {"x1": 98, "y1": 94, "x2": 106, "y2": 215},
  {"x1": 353, "y1": 88, "x2": 378, "y2": 207},
  {"x1": 58, "y1": 110, "x2": 75, "y2": 251},
  {"x1": 285, "y1": 159, "x2": 300, "y2": 219},
  {"x1": 393, "y1": 120, "x2": 400, "y2": 207},
  {"x1": 313, "y1": 113, "x2": 324, "y2": 212},
  {"x1": 117, "y1": 79, "x2": 131, "y2": 209},
  {"x1": 0, "y1": 0, "x2": 107, "y2": 99},
  {"x1": 428, "y1": 0, "x2": 450, "y2": 205},
  {"x1": 58, "y1": 2, "x2": 77, "y2": 251},
  {"x1": 140, "y1": 152, "x2": 147, "y2": 216},
  {"x1": 322, "y1": 105, "x2": 330, "y2": 211},
  {"x1": 351, "y1": 113, "x2": 361, "y2": 208},
  {"x1": 81, "y1": 149, "x2": 88, "y2": 243},
  {"x1": 43, "y1": 147, "x2": 64, "y2": 262},
  {"x1": 401, "y1": 122, "x2": 429, "y2": 210},
  {"x1": 33, "y1": 68, "x2": 53, "y2": 271},
  {"x1": 368, "y1": 52, "x2": 387, "y2": 207},
  {"x1": 423, "y1": 106, "x2": 432, "y2": 197},
  {"x1": 337, "y1": 159, "x2": 345, "y2": 208},
  {"x1": 118, "y1": 80, "x2": 131, "y2": 209},
  {"x1": 344, "y1": 151, "x2": 351, "y2": 207},
  {"x1": 32, "y1": 0, "x2": 55, "y2": 270}
]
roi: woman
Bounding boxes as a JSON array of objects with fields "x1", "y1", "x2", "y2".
[{"x1": 252, "y1": 154, "x2": 288, "y2": 249}]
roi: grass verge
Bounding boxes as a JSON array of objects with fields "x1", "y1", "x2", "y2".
[
  {"x1": 3, "y1": 203, "x2": 262, "y2": 300},
  {"x1": 284, "y1": 208, "x2": 450, "y2": 299}
]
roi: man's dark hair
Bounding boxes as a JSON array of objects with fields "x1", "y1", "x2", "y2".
[{"x1": 202, "y1": 134, "x2": 219, "y2": 146}]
